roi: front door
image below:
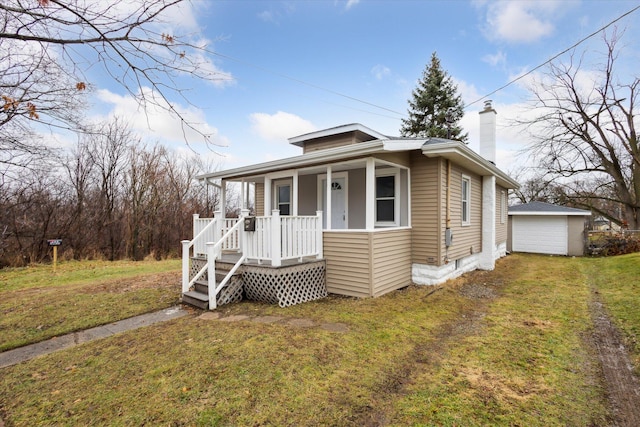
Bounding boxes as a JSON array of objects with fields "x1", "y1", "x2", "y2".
[{"x1": 319, "y1": 174, "x2": 347, "y2": 229}]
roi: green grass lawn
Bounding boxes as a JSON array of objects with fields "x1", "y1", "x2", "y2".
[
  {"x1": 0, "y1": 259, "x2": 181, "y2": 351},
  {"x1": 1, "y1": 253, "x2": 638, "y2": 426},
  {"x1": 581, "y1": 253, "x2": 640, "y2": 372}
]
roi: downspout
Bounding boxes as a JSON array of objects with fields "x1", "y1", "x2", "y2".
[{"x1": 445, "y1": 159, "x2": 451, "y2": 264}]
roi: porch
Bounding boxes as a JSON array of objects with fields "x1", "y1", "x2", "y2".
[{"x1": 181, "y1": 211, "x2": 327, "y2": 310}]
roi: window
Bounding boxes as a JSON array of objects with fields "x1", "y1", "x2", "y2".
[
  {"x1": 376, "y1": 170, "x2": 399, "y2": 226},
  {"x1": 276, "y1": 183, "x2": 291, "y2": 215},
  {"x1": 500, "y1": 191, "x2": 507, "y2": 224},
  {"x1": 461, "y1": 176, "x2": 471, "y2": 225}
]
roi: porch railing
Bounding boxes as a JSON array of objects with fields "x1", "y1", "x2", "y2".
[
  {"x1": 181, "y1": 210, "x2": 323, "y2": 305},
  {"x1": 193, "y1": 214, "x2": 240, "y2": 256}
]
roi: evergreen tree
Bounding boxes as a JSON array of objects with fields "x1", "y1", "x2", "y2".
[{"x1": 400, "y1": 52, "x2": 468, "y2": 142}]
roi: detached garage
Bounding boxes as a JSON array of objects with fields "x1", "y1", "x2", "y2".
[{"x1": 508, "y1": 201, "x2": 591, "y2": 256}]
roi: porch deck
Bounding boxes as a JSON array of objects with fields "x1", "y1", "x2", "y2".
[
  {"x1": 181, "y1": 212, "x2": 327, "y2": 310},
  {"x1": 183, "y1": 252, "x2": 327, "y2": 309}
]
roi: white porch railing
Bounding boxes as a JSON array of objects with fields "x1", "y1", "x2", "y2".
[
  {"x1": 192, "y1": 213, "x2": 240, "y2": 256},
  {"x1": 243, "y1": 210, "x2": 324, "y2": 265},
  {"x1": 181, "y1": 210, "x2": 323, "y2": 309}
]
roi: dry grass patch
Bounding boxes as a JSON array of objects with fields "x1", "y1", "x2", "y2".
[
  {"x1": 582, "y1": 253, "x2": 640, "y2": 371},
  {"x1": 0, "y1": 255, "x2": 617, "y2": 426},
  {"x1": 0, "y1": 284, "x2": 467, "y2": 426},
  {"x1": 0, "y1": 259, "x2": 180, "y2": 351},
  {"x1": 388, "y1": 255, "x2": 609, "y2": 426}
]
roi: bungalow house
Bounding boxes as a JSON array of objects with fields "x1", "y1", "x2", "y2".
[{"x1": 181, "y1": 100, "x2": 519, "y2": 309}]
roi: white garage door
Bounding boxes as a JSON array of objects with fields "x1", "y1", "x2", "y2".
[{"x1": 512, "y1": 216, "x2": 568, "y2": 255}]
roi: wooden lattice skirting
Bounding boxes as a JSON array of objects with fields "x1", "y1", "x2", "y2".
[{"x1": 243, "y1": 260, "x2": 327, "y2": 307}]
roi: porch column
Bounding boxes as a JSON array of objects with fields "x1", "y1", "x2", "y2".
[
  {"x1": 220, "y1": 179, "x2": 227, "y2": 218},
  {"x1": 240, "y1": 179, "x2": 246, "y2": 210},
  {"x1": 365, "y1": 157, "x2": 375, "y2": 230},
  {"x1": 326, "y1": 166, "x2": 332, "y2": 230},
  {"x1": 264, "y1": 176, "x2": 272, "y2": 214},
  {"x1": 316, "y1": 211, "x2": 323, "y2": 259},
  {"x1": 292, "y1": 170, "x2": 299, "y2": 216},
  {"x1": 271, "y1": 209, "x2": 282, "y2": 266},
  {"x1": 479, "y1": 175, "x2": 496, "y2": 270}
]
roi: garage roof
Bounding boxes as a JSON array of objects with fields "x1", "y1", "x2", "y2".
[{"x1": 509, "y1": 201, "x2": 591, "y2": 216}]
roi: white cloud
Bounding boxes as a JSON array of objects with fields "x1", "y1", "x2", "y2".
[
  {"x1": 451, "y1": 78, "x2": 482, "y2": 106},
  {"x1": 258, "y1": 10, "x2": 277, "y2": 23},
  {"x1": 371, "y1": 64, "x2": 391, "y2": 80},
  {"x1": 345, "y1": 0, "x2": 361, "y2": 10},
  {"x1": 95, "y1": 88, "x2": 229, "y2": 151},
  {"x1": 478, "y1": 0, "x2": 577, "y2": 44},
  {"x1": 482, "y1": 50, "x2": 507, "y2": 67},
  {"x1": 249, "y1": 111, "x2": 316, "y2": 142}
]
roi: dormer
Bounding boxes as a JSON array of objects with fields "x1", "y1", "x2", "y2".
[{"x1": 288, "y1": 123, "x2": 388, "y2": 154}]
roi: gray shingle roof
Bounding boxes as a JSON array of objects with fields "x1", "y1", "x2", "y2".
[{"x1": 509, "y1": 201, "x2": 591, "y2": 215}]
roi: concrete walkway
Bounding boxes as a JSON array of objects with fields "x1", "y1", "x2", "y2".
[{"x1": 0, "y1": 306, "x2": 189, "y2": 369}]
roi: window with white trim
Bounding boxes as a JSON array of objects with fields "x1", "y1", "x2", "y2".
[
  {"x1": 500, "y1": 190, "x2": 507, "y2": 224},
  {"x1": 375, "y1": 169, "x2": 399, "y2": 226},
  {"x1": 461, "y1": 175, "x2": 471, "y2": 225}
]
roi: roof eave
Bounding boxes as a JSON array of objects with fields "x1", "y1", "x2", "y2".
[
  {"x1": 196, "y1": 140, "x2": 386, "y2": 181},
  {"x1": 421, "y1": 141, "x2": 519, "y2": 189},
  {"x1": 288, "y1": 123, "x2": 388, "y2": 147},
  {"x1": 509, "y1": 211, "x2": 592, "y2": 216}
]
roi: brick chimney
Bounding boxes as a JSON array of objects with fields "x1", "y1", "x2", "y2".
[{"x1": 479, "y1": 100, "x2": 496, "y2": 164}]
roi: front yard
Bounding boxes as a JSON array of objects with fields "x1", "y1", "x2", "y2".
[{"x1": 0, "y1": 254, "x2": 638, "y2": 426}]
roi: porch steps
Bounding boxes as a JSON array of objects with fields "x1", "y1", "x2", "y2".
[{"x1": 181, "y1": 266, "x2": 244, "y2": 310}]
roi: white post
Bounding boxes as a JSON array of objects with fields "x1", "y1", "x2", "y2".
[
  {"x1": 207, "y1": 242, "x2": 217, "y2": 310},
  {"x1": 316, "y1": 211, "x2": 323, "y2": 259},
  {"x1": 365, "y1": 157, "x2": 375, "y2": 231},
  {"x1": 292, "y1": 170, "x2": 299, "y2": 216},
  {"x1": 213, "y1": 210, "x2": 222, "y2": 242},
  {"x1": 192, "y1": 213, "x2": 199, "y2": 240},
  {"x1": 181, "y1": 240, "x2": 190, "y2": 293},
  {"x1": 271, "y1": 209, "x2": 282, "y2": 267},
  {"x1": 220, "y1": 179, "x2": 227, "y2": 219},
  {"x1": 326, "y1": 166, "x2": 332, "y2": 230},
  {"x1": 240, "y1": 179, "x2": 246, "y2": 210},
  {"x1": 264, "y1": 176, "x2": 272, "y2": 214},
  {"x1": 240, "y1": 208, "x2": 250, "y2": 256}
]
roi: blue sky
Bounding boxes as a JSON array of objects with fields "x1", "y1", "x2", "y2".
[{"x1": 82, "y1": 0, "x2": 640, "y2": 175}]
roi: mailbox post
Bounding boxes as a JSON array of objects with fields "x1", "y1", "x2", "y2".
[{"x1": 47, "y1": 239, "x2": 62, "y2": 271}]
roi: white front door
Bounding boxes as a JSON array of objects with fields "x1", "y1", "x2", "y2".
[{"x1": 319, "y1": 174, "x2": 347, "y2": 229}]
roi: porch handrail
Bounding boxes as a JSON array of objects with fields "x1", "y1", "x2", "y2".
[
  {"x1": 207, "y1": 217, "x2": 246, "y2": 309},
  {"x1": 181, "y1": 216, "x2": 219, "y2": 293}
]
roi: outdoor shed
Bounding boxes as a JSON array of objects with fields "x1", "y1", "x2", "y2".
[{"x1": 508, "y1": 201, "x2": 591, "y2": 256}]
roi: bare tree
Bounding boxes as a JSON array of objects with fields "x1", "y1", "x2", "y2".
[
  {"x1": 88, "y1": 117, "x2": 132, "y2": 260},
  {"x1": 519, "y1": 30, "x2": 640, "y2": 228},
  {"x1": 0, "y1": 0, "x2": 231, "y2": 168}
]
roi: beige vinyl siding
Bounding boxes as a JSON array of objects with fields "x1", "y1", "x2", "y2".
[
  {"x1": 410, "y1": 152, "x2": 441, "y2": 265},
  {"x1": 371, "y1": 229, "x2": 412, "y2": 296},
  {"x1": 323, "y1": 231, "x2": 372, "y2": 298},
  {"x1": 301, "y1": 130, "x2": 378, "y2": 154},
  {"x1": 303, "y1": 135, "x2": 357, "y2": 154},
  {"x1": 323, "y1": 229, "x2": 412, "y2": 298},
  {"x1": 255, "y1": 183, "x2": 264, "y2": 216},
  {"x1": 446, "y1": 164, "x2": 482, "y2": 260},
  {"x1": 496, "y1": 185, "x2": 508, "y2": 244},
  {"x1": 568, "y1": 216, "x2": 587, "y2": 256}
]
